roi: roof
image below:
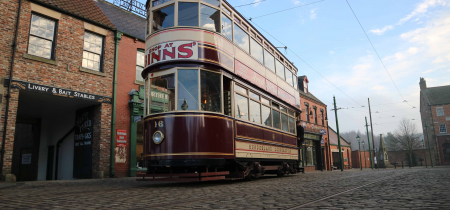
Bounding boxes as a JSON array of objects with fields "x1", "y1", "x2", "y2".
[
  {"x1": 328, "y1": 127, "x2": 351, "y2": 147},
  {"x1": 95, "y1": 0, "x2": 146, "y2": 40},
  {"x1": 34, "y1": 0, "x2": 115, "y2": 29},
  {"x1": 300, "y1": 91, "x2": 327, "y2": 107},
  {"x1": 422, "y1": 85, "x2": 450, "y2": 105}
]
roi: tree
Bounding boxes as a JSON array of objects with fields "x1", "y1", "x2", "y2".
[{"x1": 387, "y1": 118, "x2": 422, "y2": 152}]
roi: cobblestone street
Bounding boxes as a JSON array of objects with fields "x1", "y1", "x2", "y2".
[{"x1": 1, "y1": 167, "x2": 449, "y2": 209}]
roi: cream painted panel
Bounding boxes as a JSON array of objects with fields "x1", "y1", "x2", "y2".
[
  {"x1": 234, "y1": 46, "x2": 266, "y2": 77},
  {"x1": 277, "y1": 77, "x2": 296, "y2": 96},
  {"x1": 235, "y1": 141, "x2": 298, "y2": 160},
  {"x1": 265, "y1": 68, "x2": 277, "y2": 85}
]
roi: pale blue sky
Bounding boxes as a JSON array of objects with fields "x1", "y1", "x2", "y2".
[{"x1": 120, "y1": 0, "x2": 449, "y2": 135}]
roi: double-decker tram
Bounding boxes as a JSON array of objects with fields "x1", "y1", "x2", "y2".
[{"x1": 139, "y1": 0, "x2": 302, "y2": 181}]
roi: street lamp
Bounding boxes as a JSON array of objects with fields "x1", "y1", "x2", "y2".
[
  {"x1": 362, "y1": 140, "x2": 366, "y2": 168},
  {"x1": 357, "y1": 135, "x2": 362, "y2": 170}
]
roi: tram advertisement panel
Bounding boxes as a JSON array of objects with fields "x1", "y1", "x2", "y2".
[
  {"x1": 235, "y1": 141, "x2": 298, "y2": 160},
  {"x1": 73, "y1": 106, "x2": 94, "y2": 179},
  {"x1": 145, "y1": 40, "x2": 199, "y2": 68}
]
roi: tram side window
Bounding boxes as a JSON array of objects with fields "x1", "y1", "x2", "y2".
[
  {"x1": 272, "y1": 109, "x2": 281, "y2": 129},
  {"x1": 234, "y1": 24, "x2": 249, "y2": 53},
  {"x1": 265, "y1": 50, "x2": 275, "y2": 72},
  {"x1": 221, "y1": 14, "x2": 233, "y2": 41},
  {"x1": 288, "y1": 116, "x2": 295, "y2": 133},
  {"x1": 281, "y1": 113, "x2": 288, "y2": 132},
  {"x1": 150, "y1": 74, "x2": 175, "y2": 114},
  {"x1": 250, "y1": 38, "x2": 264, "y2": 64},
  {"x1": 235, "y1": 93, "x2": 249, "y2": 120},
  {"x1": 262, "y1": 105, "x2": 271, "y2": 127},
  {"x1": 201, "y1": 70, "x2": 221, "y2": 112},
  {"x1": 178, "y1": 2, "x2": 198, "y2": 27},
  {"x1": 177, "y1": 69, "x2": 199, "y2": 111},
  {"x1": 153, "y1": 5, "x2": 175, "y2": 32},
  {"x1": 286, "y1": 70, "x2": 293, "y2": 86},
  {"x1": 293, "y1": 72, "x2": 298, "y2": 89},
  {"x1": 223, "y1": 77, "x2": 232, "y2": 116},
  {"x1": 200, "y1": 4, "x2": 220, "y2": 32},
  {"x1": 249, "y1": 100, "x2": 261, "y2": 124},
  {"x1": 275, "y1": 60, "x2": 284, "y2": 80}
]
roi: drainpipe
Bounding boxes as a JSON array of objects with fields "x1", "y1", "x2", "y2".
[
  {"x1": 0, "y1": 0, "x2": 22, "y2": 176},
  {"x1": 110, "y1": 31, "x2": 121, "y2": 177}
]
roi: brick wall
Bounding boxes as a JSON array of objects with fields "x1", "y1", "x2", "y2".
[
  {"x1": 351, "y1": 150, "x2": 372, "y2": 169},
  {"x1": 387, "y1": 149, "x2": 434, "y2": 167},
  {"x1": 114, "y1": 35, "x2": 145, "y2": 177},
  {"x1": 330, "y1": 145, "x2": 352, "y2": 169}
]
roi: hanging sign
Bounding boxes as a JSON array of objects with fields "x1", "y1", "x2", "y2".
[{"x1": 116, "y1": 129, "x2": 127, "y2": 147}]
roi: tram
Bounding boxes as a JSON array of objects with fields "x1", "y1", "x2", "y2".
[{"x1": 139, "y1": 0, "x2": 302, "y2": 181}]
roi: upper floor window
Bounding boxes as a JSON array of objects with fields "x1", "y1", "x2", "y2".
[
  {"x1": 275, "y1": 60, "x2": 284, "y2": 79},
  {"x1": 82, "y1": 32, "x2": 103, "y2": 71},
  {"x1": 265, "y1": 50, "x2": 275, "y2": 72},
  {"x1": 305, "y1": 104, "x2": 310, "y2": 122},
  {"x1": 136, "y1": 50, "x2": 145, "y2": 82},
  {"x1": 178, "y1": 2, "x2": 198, "y2": 27},
  {"x1": 303, "y1": 80, "x2": 308, "y2": 93},
  {"x1": 437, "y1": 107, "x2": 444, "y2": 116},
  {"x1": 234, "y1": 24, "x2": 249, "y2": 53},
  {"x1": 285, "y1": 70, "x2": 293, "y2": 86},
  {"x1": 321, "y1": 110, "x2": 325, "y2": 125},
  {"x1": 440, "y1": 124, "x2": 447, "y2": 133},
  {"x1": 200, "y1": 4, "x2": 220, "y2": 32},
  {"x1": 28, "y1": 14, "x2": 56, "y2": 59},
  {"x1": 313, "y1": 107, "x2": 317, "y2": 124},
  {"x1": 153, "y1": 5, "x2": 175, "y2": 32},
  {"x1": 221, "y1": 13, "x2": 232, "y2": 40},
  {"x1": 250, "y1": 38, "x2": 264, "y2": 64}
]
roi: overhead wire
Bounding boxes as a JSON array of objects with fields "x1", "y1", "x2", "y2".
[{"x1": 234, "y1": 0, "x2": 267, "y2": 8}]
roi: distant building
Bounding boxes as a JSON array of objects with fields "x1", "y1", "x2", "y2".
[
  {"x1": 328, "y1": 127, "x2": 352, "y2": 169},
  {"x1": 419, "y1": 78, "x2": 450, "y2": 165}
]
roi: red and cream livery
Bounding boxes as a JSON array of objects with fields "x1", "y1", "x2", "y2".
[{"x1": 140, "y1": 0, "x2": 301, "y2": 181}]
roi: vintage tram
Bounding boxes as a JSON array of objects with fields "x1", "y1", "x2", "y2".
[{"x1": 139, "y1": 0, "x2": 302, "y2": 181}]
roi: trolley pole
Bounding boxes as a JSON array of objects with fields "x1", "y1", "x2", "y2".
[
  {"x1": 424, "y1": 119, "x2": 433, "y2": 167},
  {"x1": 333, "y1": 96, "x2": 344, "y2": 171},
  {"x1": 365, "y1": 117, "x2": 374, "y2": 169},
  {"x1": 368, "y1": 98, "x2": 376, "y2": 169}
]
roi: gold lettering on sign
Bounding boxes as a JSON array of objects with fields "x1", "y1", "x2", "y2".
[{"x1": 247, "y1": 143, "x2": 292, "y2": 154}]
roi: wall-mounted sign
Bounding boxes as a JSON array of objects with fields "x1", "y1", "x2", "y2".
[
  {"x1": 116, "y1": 129, "x2": 127, "y2": 147},
  {"x1": 134, "y1": 115, "x2": 142, "y2": 122},
  {"x1": 320, "y1": 129, "x2": 326, "y2": 135},
  {"x1": 146, "y1": 40, "x2": 198, "y2": 67},
  {"x1": 10, "y1": 80, "x2": 111, "y2": 104},
  {"x1": 304, "y1": 133, "x2": 320, "y2": 140},
  {"x1": 21, "y1": 154, "x2": 31, "y2": 164}
]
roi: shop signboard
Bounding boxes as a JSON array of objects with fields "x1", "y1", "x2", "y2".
[
  {"x1": 74, "y1": 106, "x2": 94, "y2": 179},
  {"x1": 146, "y1": 41, "x2": 199, "y2": 67},
  {"x1": 116, "y1": 129, "x2": 127, "y2": 147}
]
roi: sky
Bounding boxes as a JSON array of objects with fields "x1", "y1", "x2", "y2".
[{"x1": 117, "y1": 0, "x2": 449, "y2": 135}]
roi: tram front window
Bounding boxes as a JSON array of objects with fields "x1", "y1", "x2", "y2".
[
  {"x1": 150, "y1": 74, "x2": 175, "y2": 114},
  {"x1": 177, "y1": 69, "x2": 199, "y2": 111},
  {"x1": 178, "y1": 2, "x2": 198, "y2": 27},
  {"x1": 200, "y1": 4, "x2": 220, "y2": 32},
  {"x1": 201, "y1": 70, "x2": 221, "y2": 112},
  {"x1": 152, "y1": 5, "x2": 175, "y2": 32}
]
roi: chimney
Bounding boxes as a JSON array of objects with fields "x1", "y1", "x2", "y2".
[{"x1": 419, "y1": 77, "x2": 427, "y2": 91}]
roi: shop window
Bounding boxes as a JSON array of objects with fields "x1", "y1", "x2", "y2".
[
  {"x1": 250, "y1": 38, "x2": 264, "y2": 64},
  {"x1": 440, "y1": 124, "x2": 447, "y2": 133},
  {"x1": 200, "y1": 70, "x2": 221, "y2": 112},
  {"x1": 136, "y1": 50, "x2": 145, "y2": 81},
  {"x1": 202, "y1": 0, "x2": 220, "y2": 7},
  {"x1": 285, "y1": 70, "x2": 293, "y2": 86},
  {"x1": 152, "y1": 5, "x2": 174, "y2": 32},
  {"x1": 262, "y1": 105, "x2": 271, "y2": 127},
  {"x1": 178, "y1": 2, "x2": 198, "y2": 27},
  {"x1": 281, "y1": 113, "x2": 288, "y2": 132},
  {"x1": 437, "y1": 107, "x2": 444, "y2": 116},
  {"x1": 177, "y1": 69, "x2": 199, "y2": 111},
  {"x1": 200, "y1": 4, "x2": 220, "y2": 32},
  {"x1": 272, "y1": 109, "x2": 281, "y2": 129},
  {"x1": 235, "y1": 93, "x2": 249, "y2": 120},
  {"x1": 221, "y1": 14, "x2": 233, "y2": 41},
  {"x1": 289, "y1": 117, "x2": 295, "y2": 133},
  {"x1": 275, "y1": 60, "x2": 284, "y2": 80},
  {"x1": 250, "y1": 100, "x2": 261, "y2": 124},
  {"x1": 149, "y1": 74, "x2": 175, "y2": 114},
  {"x1": 82, "y1": 32, "x2": 103, "y2": 71},
  {"x1": 28, "y1": 14, "x2": 56, "y2": 59},
  {"x1": 234, "y1": 24, "x2": 249, "y2": 53},
  {"x1": 265, "y1": 50, "x2": 275, "y2": 72}
]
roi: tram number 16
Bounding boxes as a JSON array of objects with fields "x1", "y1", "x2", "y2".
[{"x1": 155, "y1": 121, "x2": 164, "y2": 128}]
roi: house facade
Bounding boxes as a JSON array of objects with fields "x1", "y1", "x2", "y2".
[{"x1": 328, "y1": 127, "x2": 352, "y2": 170}]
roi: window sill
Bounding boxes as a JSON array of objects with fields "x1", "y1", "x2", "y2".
[
  {"x1": 134, "y1": 80, "x2": 144, "y2": 85},
  {"x1": 79, "y1": 67, "x2": 106, "y2": 77},
  {"x1": 23, "y1": 53, "x2": 58, "y2": 66}
]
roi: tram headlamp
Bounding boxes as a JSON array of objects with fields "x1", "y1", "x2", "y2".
[{"x1": 152, "y1": 131, "x2": 164, "y2": 144}]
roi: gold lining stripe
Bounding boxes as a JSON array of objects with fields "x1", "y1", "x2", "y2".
[
  {"x1": 198, "y1": 58, "x2": 233, "y2": 70},
  {"x1": 145, "y1": 114, "x2": 233, "y2": 122},
  {"x1": 145, "y1": 152, "x2": 235, "y2": 157},
  {"x1": 236, "y1": 135, "x2": 296, "y2": 147},
  {"x1": 199, "y1": 45, "x2": 234, "y2": 60},
  {"x1": 235, "y1": 121, "x2": 296, "y2": 138}
]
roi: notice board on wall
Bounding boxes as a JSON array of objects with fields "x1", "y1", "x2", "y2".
[{"x1": 73, "y1": 106, "x2": 94, "y2": 179}]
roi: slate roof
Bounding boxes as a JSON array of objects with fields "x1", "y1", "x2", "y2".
[
  {"x1": 34, "y1": 0, "x2": 115, "y2": 29},
  {"x1": 95, "y1": 0, "x2": 146, "y2": 40},
  {"x1": 328, "y1": 127, "x2": 351, "y2": 147},
  {"x1": 300, "y1": 91, "x2": 326, "y2": 106},
  {"x1": 422, "y1": 85, "x2": 450, "y2": 105}
]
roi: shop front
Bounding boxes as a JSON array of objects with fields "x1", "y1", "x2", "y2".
[{"x1": 300, "y1": 132, "x2": 324, "y2": 171}]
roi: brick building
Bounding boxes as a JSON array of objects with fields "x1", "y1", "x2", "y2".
[
  {"x1": 419, "y1": 78, "x2": 450, "y2": 165},
  {"x1": 0, "y1": 0, "x2": 116, "y2": 181},
  {"x1": 297, "y1": 76, "x2": 331, "y2": 171},
  {"x1": 328, "y1": 127, "x2": 352, "y2": 169},
  {"x1": 352, "y1": 150, "x2": 372, "y2": 169},
  {"x1": 95, "y1": 0, "x2": 146, "y2": 178}
]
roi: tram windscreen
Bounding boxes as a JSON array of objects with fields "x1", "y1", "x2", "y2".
[
  {"x1": 201, "y1": 70, "x2": 221, "y2": 112},
  {"x1": 200, "y1": 4, "x2": 220, "y2": 32},
  {"x1": 177, "y1": 69, "x2": 199, "y2": 111},
  {"x1": 150, "y1": 74, "x2": 175, "y2": 114}
]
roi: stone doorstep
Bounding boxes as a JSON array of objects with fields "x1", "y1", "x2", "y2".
[{"x1": 1, "y1": 174, "x2": 16, "y2": 183}]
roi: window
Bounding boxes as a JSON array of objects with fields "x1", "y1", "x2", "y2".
[
  {"x1": 149, "y1": 74, "x2": 175, "y2": 114},
  {"x1": 234, "y1": 84, "x2": 247, "y2": 95},
  {"x1": 262, "y1": 105, "x2": 271, "y2": 127},
  {"x1": 272, "y1": 109, "x2": 281, "y2": 129},
  {"x1": 275, "y1": 60, "x2": 284, "y2": 80},
  {"x1": 250, "y1": 100, "x2": 261, "y2": 124},
  {"x1": 153, "y1": 5, "x2": 174, "y2": 32},
  {"x1": 178, "y1": 2, "x2": 198, "y2": 27},
  {"x1": 202, "y1": 0, "x2": 220, "y2": 7},
  {"x1": 201, "y1": 70, "x2": 221, "y2": 112},
  {"x1": 136, "y1": 50, "x2": 145, "y2": 81},
  {"x1": 303, "y1": 80, "x2": 308, "y2": 93},
  {"x1": 265, "y1": 50, "x2": 275, "y2": 72},
  {"x1": 281, "y1": 113, "x2": 288, "y2": 132},
  {"x1": 305, "y1": 104, "x2": 310, "y2": 122},
  {"x1": 288, "y1": 117, "x2": 295, "y2": 133},
  {"x1": 321, "y1": 110, "x2": 325, "y2": 125},
  {"x1": 223, "y1": 6, "x2": 232, "y2": 16},
  {"x1": 177, "y1": 69, "x2": 199, "y2": 111},
  {"x1": 440, "y1": 124, "x2": 447, "y2": 133},
  {"x1": 249, "y1": 92, "x2": 259, "y2": 101},
  {"x1": 82, "y1": 32, "x2": 103, "y2": 71},
  {"x1": 234, "y1": 24, "x2": 249, "y2": 53},
  {"x1": 286, "y1": 70, "x2": 293, "y2": 86},
  {"x1": 235, "y1": 93, "x2": 249, "y2": 120},
  {"x1": 201, "y1": 4, "x2": 220, "y2": 32},
  {"x1": 261, "y1": 97, "x2": 270, "y2": 105},
  {"x1": 280, "y1": 106, "x2": 287, "y2": 113},
  {"x1": 223, "y1": 76, "x2": 232, "y2": 116},
  {"x1": 314, "y1": 107, "x2": 317, "y2": 124},
  {"x1": 250, "y1": 38, "x2": 264, "y2": 64},
  {"x1": 293, "y1": 73, "x2": 298, "y2": 89},
  {"x1": 28, "y1": 14, "x2": 56, "y2": 59},
  {"x1": 437, "y1": 107, "x2": 444, "y2": 116},
  {"x1": 221, "y1": 14, "x2": 233, "y2": 40}
]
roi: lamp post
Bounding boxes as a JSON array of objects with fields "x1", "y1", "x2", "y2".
[
  {"x1": 357, "y1": 135, "x2": 362, "y2": 170},
  {"x1": 362, "y1": 140, "x2": 366, "y2": 168}
]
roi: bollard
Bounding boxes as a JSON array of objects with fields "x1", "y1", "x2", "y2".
[
  {"x1": 394, "y1": 162, "x2": 397, "y2": 169},
  {"x1": 402, "y1": 161, "x2": 404, "y2": 169}
]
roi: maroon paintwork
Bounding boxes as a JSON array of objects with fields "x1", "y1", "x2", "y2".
[
  {"x1": 235, "y1": 120, "x2": 297, "y2": 146},
  {"x1": 144, "y1": 112, "x2": 235, "y2": 160}
]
